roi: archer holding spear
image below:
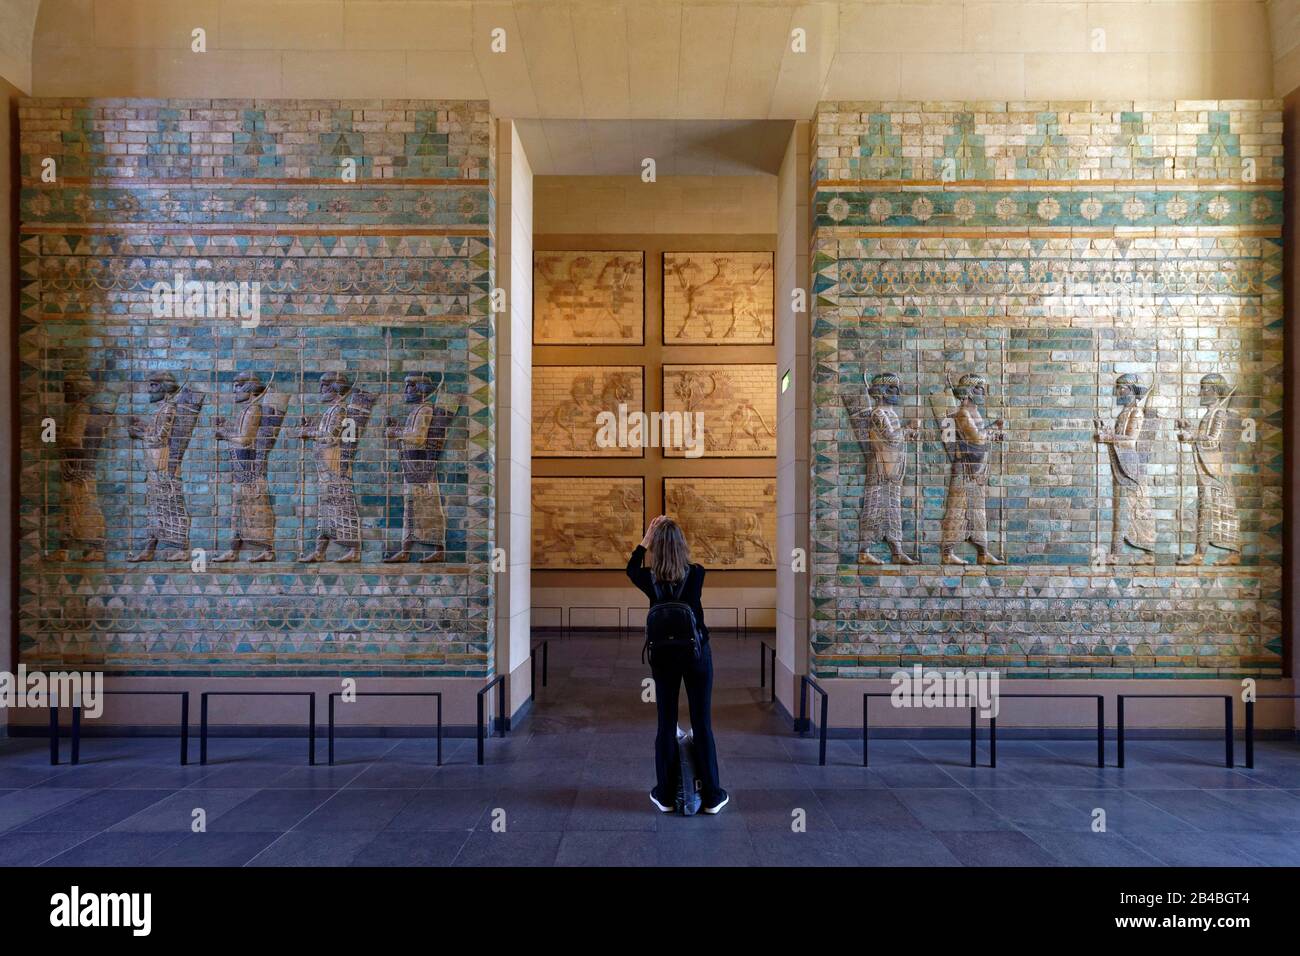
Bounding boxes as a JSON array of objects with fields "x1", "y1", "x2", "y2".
[
  {"x1": 1176, "y1": 373, "x2": 1241, "y2": 565},
  {"x1": 932, "y1": 373, "x2": 1004, "y2": 565},
  {"x1": 1093, "y1": 373, "x2": 1157, "y2": 565}
]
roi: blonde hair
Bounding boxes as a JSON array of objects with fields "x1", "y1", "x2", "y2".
[{"x1": 649, "y1": 518, "x2": 690, "y2": 585}]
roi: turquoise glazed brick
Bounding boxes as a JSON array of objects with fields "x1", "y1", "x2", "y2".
[
  {"x1": 810, "y1": 100, "x2": 1284, "y2": 679},
  {"x1": 18, "y1": 98, "x2": 497, "y2": 677}
]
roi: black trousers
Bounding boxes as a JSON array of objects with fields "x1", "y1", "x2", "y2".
[{"x1": 650, "y1": 642, "x2": 722, "y2": 802}]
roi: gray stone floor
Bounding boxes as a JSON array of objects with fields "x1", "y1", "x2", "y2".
[{"x1": 2, "y1": 633, "x2": 1300, "y2": 866}]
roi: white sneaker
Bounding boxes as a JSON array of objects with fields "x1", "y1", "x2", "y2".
[{"x1": 702, "y1": 791, "x2": 730, "y2": 814}]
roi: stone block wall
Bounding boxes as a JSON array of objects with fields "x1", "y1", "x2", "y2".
[
  {"x1": 18, "y1": 98, "x2": 496, "y2": 676},
  {"x1": 811, "y1": 100, "x2": 1283, "y2": 678}
]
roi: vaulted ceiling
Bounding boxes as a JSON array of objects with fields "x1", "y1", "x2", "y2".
[{"x1": 4, "y1": 0, "x2": 1287, "y2": 105}]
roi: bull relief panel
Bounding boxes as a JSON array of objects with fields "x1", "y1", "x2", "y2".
[
  {"x1": 662, "y1": 364, "x2": 776, "y2": 458},
  {"x1": 532, "y1": 477, "x2": 645, "y2": 569},
  {"x1": 534, "y1": 251, "x2": 644, "y2": 344},
  {"x1": 665, "y1": 478, "x2": 776, "y2": 570},
  {"x1": 532, "y1": 366, "x2": 644, "y2": 458},
  {"x1": 663, "y1": 252, "x2": 773, "y2": 344}
]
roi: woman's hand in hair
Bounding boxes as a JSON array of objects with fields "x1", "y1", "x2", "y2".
[{"x1": 640, "y1": 514, "x2": 667, "y2": 549}]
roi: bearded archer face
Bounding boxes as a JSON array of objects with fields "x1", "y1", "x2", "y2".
[
  {"x1": 234, "y1": 377, "x2": 262, "y2": 403},
  {"x1": 147, "y1": 378, "x2": 176, "y2": 404}
]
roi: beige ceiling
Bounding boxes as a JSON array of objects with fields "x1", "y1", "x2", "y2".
[
  {"x1": 20, "y1": 0, "x2": 1283, "y2": 103},
  {"x1": 516, "y1": 119, "x2": 795, "y2": 176}
]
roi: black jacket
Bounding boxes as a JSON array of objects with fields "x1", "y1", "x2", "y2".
[{"x1": 626, "y1": 545, "x2": 710, "y2": 643}]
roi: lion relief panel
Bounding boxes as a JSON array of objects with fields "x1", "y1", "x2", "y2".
[
  {"x1": 532, "y1": 366, "x2": 644, "y2": 457},
  {"x1": 665, "y1": 477, "x2": 776, "y2": 570},
  {"x1": 661, "y1": 364, "x2": 776, "y2": 458},
  {"x1": 534, "y1": 251, "x2": 644, "y2": 345},
  {"x1": 532, "y1": 477, "x2": 645, "y2": 569}
]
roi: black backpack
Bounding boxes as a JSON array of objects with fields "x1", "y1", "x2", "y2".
[{"x1": 642, "y1": 571, "x2": 702, "y2": 665}]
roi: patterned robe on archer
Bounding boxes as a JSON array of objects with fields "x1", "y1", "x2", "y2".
[
  {"x1": 940, "y1": 404, "x2": 992, "y2": 550},
  {"x1": 393, "y1": 401, "x2": 451, "y2": 549},
  {"x1": 856, "y1": 406, "x2": 908, "y2": 548},
  {"x1": 225, "y1": 397, "x2": 277, "y2": 548},
  {"x1": 311, "y1": 399, "x2": 361, "y2": 547},
  {"x1": 141, "y1": 396, "x2": 190, "y2": 548},
  {"x1": 1106, "y1": 403, "x2": 1155, "y2": 555},
  {"x1": 60, "y1": 400, "x2": 108, "y2": 547},
  {"x1": 1190, "y1": 405, "x2": 1240, "y2": 552}
]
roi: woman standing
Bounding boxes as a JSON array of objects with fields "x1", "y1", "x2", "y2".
[{"x1": 627, "y1": 515, "x2": 729, "y2": 814}]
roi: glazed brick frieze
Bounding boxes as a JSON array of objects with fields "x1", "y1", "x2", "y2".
[
  {"x1": 19, "y1": 99, "x2": 496, "y2": 676},
  {"x1": 810, "y1": 101, "x2": 1283, "y2": 679}
]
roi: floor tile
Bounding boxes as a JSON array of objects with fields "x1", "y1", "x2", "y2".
[
  {"x1": 932, "y1": 830, "x2": 1060, "y2": 867},
  {"x1": 350, "y1": 830, "x2": 471, "y2": 866},
  {"x1": 147, "y1": 832, "x2": 282, "y2": 867},
  {"x1": 386, "y1": 789, "x2": 495, "y2": 831},
  {"x1": 293, "y1": 790, "x2": 418, "y2": 832},
  {"x1": 452, "y1": 831, "x2": 562, "y2": 867},
  {"x1": 246, "y1": 830, "x2": 378, "y2": 867},
  {"x1": 41, "y1": 832, "x2": 183, "y2": 867},
  {"x1": 16, "y1": 789, "x2": 176, "y2": 833}
]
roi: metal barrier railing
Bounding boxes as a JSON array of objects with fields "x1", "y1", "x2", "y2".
[
  {"x1": 200, "y1": 691, "x2": 316, "y2": 765},
  {"x1": 704, "y1": 606, "x2": 740, "y2": 637},
  {"x1": 1244, "y1": 694, "x2": 1300, "y2": 768},
  {"x1": 742, "y1": 606, "x2": 775, "y2": 639},
  {"x1": 327, "y1": 692, "x2": 442, "y2": 767},
  {"x1": 566, "y1": 605, "x2": 622, "y2": 637},
  {"x1": 476, "y1": 674, "x2": 507, "y2": 765},
  {"x1": 530, "y1": 639, "x2": 550, "y2": 699},
  {"x1": 759, "y1": 641, "x2": 776, "y2": 703},
  {"x1": 863, "y1": 692, "x2": 977, "y2": 768},
  {"x1": 1117, "y1": 694, "x2": 1233, "y2": 768},
  {"x1": 981, "y1": 693, "x2": 1104, "y2": 768},
  {"x1": 798, "y1": 675, "x2": 829, "y2": 766},
  {"x1": 531, "y1": 605, "x2": 564, "y2": 638},
  {"x1": 62, "y1": 690, "x2": 191, "y2": 766}
]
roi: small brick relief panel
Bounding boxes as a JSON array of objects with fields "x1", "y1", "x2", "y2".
[
  {"x1": 665, "y1": 478, "x2": 776, "y2": 570},
  {"x1": 532, "y1": 366, "x2": 644, "y2": 457},
  {"x1": 532, "y1": 477, "x2": 644, "y2": 569},
  {"x1": 534, "y1": 251, "x2": 644, "y2": 344},
  {"x1": 663, "y1": 252, "x2": 773, "y2": 344},
  {"x1": 662, "y1": 364, "x2": 776, "y2": 458}
]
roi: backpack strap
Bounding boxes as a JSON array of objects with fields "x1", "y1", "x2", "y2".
[{"x1": 672, "y1": 572, "x2": 689, "y2": 601}]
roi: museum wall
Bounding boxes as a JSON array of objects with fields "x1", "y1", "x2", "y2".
[
  {"x1": 495, "y1": 120, "x2": 532, "y2": 713},
  {"x1": 17, "y1": 97, "x2": 497, "y2": 677},
  {"x1": 775, "y1": 122, "x2": 811, "y2": 712},
  {"x1": 530, "y1": 229, "x2": 779, "y2": 631},
  {"x1": 811, "y1": 100, "x2": 1284, "y2": 679},
  {"x1": 534, "y1": 177, "x2": 778, "y2": 236},
  {"x1": 529, "y1": 180, "x2": 777, "y2": 628},
  {"x1": 1, "y1": 75, "x2": 19, "y2": 731}
]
